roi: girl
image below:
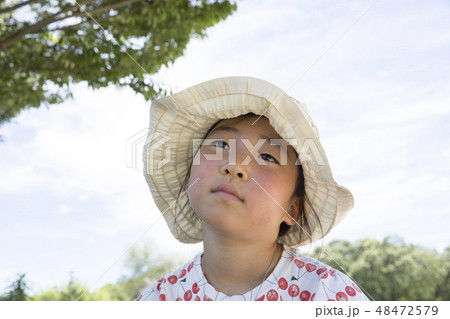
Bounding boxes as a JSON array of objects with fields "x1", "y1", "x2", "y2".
[{"x1": 138, "y1": 76, "x2": 369, "y2": 301}]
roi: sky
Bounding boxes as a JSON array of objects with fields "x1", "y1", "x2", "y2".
[{"x1": 1, "y1": 0, "x2": 449, "y2": 294}]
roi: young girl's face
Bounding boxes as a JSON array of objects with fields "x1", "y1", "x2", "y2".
[{"x1": 187, "y1": 115, "x2": 300, "y2": 244}]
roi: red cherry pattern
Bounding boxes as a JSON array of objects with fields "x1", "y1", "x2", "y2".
[
  {"x1": 288, "y1": 284, "x2": 299, "y2": 297},
  {"x1": 267, "y1": 289, "x2": 278, "y2": 301},
  {"x1": 305, "y1": 263, "x2": 317, "y2": 272},
  {"x1": 352, "y1": 282, "x2": 362, "y2": 293},
  {"x1": 278, "y1": 277, "x2": 288, "y2": 290},
  {"x1": 195, "y1": 296, "x2": 201, "y2": 301},
  {"x1": 159, "y1": 294, "x2": 166, "y2": 301},
  {"x1": 184, "y1": 290, "x2": 192, "y2": 301},
  {"x1": 336, "y1": 292, "x2": 348, "y2": 301},
  {"x1": 176, "y1": 297, "x2": 182, "y2": 301},
  {"x1": 168, "y1": 275, "x2": 177, "y2": 284},
  {"x1": 187, "y1": 262, "x2": 194, "y2": 272},
  {"x1": 203, "y1": 295, "x2": 213, "y2": 301},
  {"x1": 300, "y1": 290, "x2": 311, "y2": 301},
  {"x1": 179, "y1": 269, "x2": 186, "y2": 278},
  {"x1": 192, "y1": 282, "x2": 200, "y2": 294},
  {"x1": 316, "y1": 268, "x2": 327, "y2": 275},
  {"x1": 255, "y1": 295, "x2": 265, "y2": 301},
  {"x1": 294, "y1": 259, "x2": 305, "y2": 268},
  {"x1": 345, "y1": 286, "x2": 356, "y2": 297}
]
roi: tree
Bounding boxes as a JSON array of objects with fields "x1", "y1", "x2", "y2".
[
  {"x1": 434, "y1": 246, "x2": 450, "y2": 300},
  {"x1": 29, "y1": 247, "x2": 186, "y2": 300},
  {"x1": 309, "y1": 236, "x2": 447, "y2": 301},
  {"x1": 111, "y1": 242, "x2": 187, "y2": 300},
  {"x1": 0, "y1": 273, "x2": 30, "y2": 301},
  {"x1": 31, "y1": 273, "x2": 106, "y2": 300},
  {"x1": 0, "y1": 0, "x2": 237, "y2": 124}
]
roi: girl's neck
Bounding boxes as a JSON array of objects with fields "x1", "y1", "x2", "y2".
[{"x1": 201, "y1": 233, "x2": 282, "y2": 296}]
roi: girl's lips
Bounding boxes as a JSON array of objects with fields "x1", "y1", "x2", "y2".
[{"x1": 212, "y1": 191, "x2": 243, "y2": 202}]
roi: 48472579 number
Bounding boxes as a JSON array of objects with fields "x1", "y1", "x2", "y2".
[{"x1": 376, "y1": 306, "x2": 438, "y2": 316}]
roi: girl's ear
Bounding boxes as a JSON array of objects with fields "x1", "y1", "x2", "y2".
[{"x1": 284, "y1": 196, "x2": 302, "y2": 226}]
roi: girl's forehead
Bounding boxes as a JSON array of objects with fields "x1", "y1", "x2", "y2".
[{"x1": 209, "y1": 115, "x2": 281, "y2": 139}]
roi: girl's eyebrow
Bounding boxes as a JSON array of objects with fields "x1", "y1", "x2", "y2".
[
  {"x1": 210, "y1": 126, "x2": 239, "y2": 135},
  {"x1": 210, "y1": 126, "x2": 275, "y2": 141}
]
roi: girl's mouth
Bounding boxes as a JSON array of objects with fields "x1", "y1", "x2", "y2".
[
  {"x1": 212, "y1": 190, "x2": 243, "y2": 203},
  {"x1": 211, "y1": 184, "x2": 244, "y2": 202}
]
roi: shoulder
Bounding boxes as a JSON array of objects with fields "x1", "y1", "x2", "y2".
[
  {"x1": 276, "y1": 246, "x2": 369, "y2": 301},
  {"x1": 136, "y1": 253, "x2": 201, "y2": 301}
]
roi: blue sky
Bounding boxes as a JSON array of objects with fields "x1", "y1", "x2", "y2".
[{"x1": 1, "y1": 0, "x2": 449, "y2": 294}]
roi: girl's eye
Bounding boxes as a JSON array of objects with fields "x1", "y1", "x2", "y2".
[
  {"x1": 260, "y1": 153, "x2": 279, "y2": 164},
  {"x1": 212, "y1": 140, "x2": 229, "y2": 149}
]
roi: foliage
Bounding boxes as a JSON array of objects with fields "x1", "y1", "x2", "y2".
[
  {"x1": 0, "y1": 273, "x2": 30, "y2": 300},
  {"x1": 309, "y1": 236, "x2": 450, "y2": 301},
  {"x1": 31, "y1": 273, "x2": 103, "y2": 300},
  {"x1": 0, "y1": 0, "x2": 237, "y2": 124},
  {"x1": 108, "y1": 243, "x2": 187, "y2": 300},
  {"x1": 29, "y1": 244, "x2": 186, "y2": 301}
]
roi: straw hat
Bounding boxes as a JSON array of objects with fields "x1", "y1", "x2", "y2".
[{"x1": 143, "y1": 76, "x2": 353, "y2": 246}]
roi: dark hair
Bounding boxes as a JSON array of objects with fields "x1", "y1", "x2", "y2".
[{"x1": 176, "y1": 113, "x2": 322, "y2": 244}]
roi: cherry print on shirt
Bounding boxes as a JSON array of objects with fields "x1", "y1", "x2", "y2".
[
  {"x1": 136, "y1": 295, "x2": 142, "y2": 301},
  {"x1": 278, "y1": 277, "x2": 288, "y2": 290},
  {"x1": 192, "y1": 282, "x2": 200, "y2": 294},
  {"x1": 321, "y1": 273, "x2": 328, "y2": 279},
  {"x1": 156, "y1": 282, "x2": 162, "y2": 291},
  {"x1": 300, "y1": 290, "x2": 311, "y2": 301},
  {"x1": 305, "y1": 263, "x2": 317, "y2": 272},
  {"x1": 336, "y1": 292, "x2": 348, "y2": 301},
  {"x1": 188, "y1": 262, "x2": 194, "y2": 272},
  {"x1": 288, "y1": 284, "x2": 299, "y2": 297},
  {"x1": 203, "y1": 295, "x2": 213, "y2": 301},
  {"x1": 328, "y1": 299, "x2": 336, "y2": 301},
  {"x1": 195, "y1": 296, "x2": 201, "y2": 301},
  {"x1": 168, "y1": 275, "x2": 178, "y2": 284},
  {"x1": 159, "y1": 294, "x2": 166, "y2": 301},
  {"x1": 256, "y1": 295, "x2": 265, "y2": 301},
  {"x1": 311, "y1": 293, "x2": 316, "y2": 301},
  {"x1": 176, "y1": 297, "x2": 182, "y2": 301},
  {"x1": 184, "y1": 290, "x2": 192, "y2": 301},
  {"x1": 345, "y1": 286, "x2": 356, "y2": 297},
  {"x1": 179, "y1": 269, "x2": 186, "y2": 278},
  {"x1": 267, "y1": 289, "x2": 278, "y2": 301},
  {"x1": 294, "y1": 259, "x2": 305, "y2": 268},
  {"x1": 316, "y1": 268, "x2": 327, "y2": 275},
  {"x1": 352, "y1": 282, "x2": 362, "y2": 293}
]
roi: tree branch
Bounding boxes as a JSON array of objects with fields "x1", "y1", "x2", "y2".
[
  {"x1": 0, "y1": 0, "x2": 97, "y2": 51},
  {"x1": 64, "y1": 0, "x2": 141, "y2": 21},
  {"x1": 48, "y1": 15, "x2": 113, "y2": 32},
  {"x1": 45, "y1": 0, "x2": 145, "y2": 32},
  {"x1": 0, "y1": 0, "x2": 41, "y2": 15}
]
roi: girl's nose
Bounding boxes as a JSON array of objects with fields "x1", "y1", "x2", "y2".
[{"x1": 220, "y1": 163, "x2": 249, "y2": 181}]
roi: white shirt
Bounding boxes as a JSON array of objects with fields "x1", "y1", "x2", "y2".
[{"x1": 137, "y1": 245, "x2": 369, "y2": 301}]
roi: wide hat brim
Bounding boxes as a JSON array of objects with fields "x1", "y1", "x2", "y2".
[{"x1": 143, "y1": 76, "x2": 353, "y2": 247}]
